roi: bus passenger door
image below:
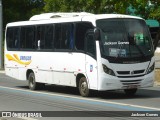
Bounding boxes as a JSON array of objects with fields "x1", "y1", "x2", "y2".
[{"x1": 85, "y1": 31, "x2": 98, "y2": 90}]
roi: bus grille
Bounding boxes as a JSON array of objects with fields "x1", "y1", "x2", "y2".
[
  {"x1": 120, "y1": 79, "x2": 142, "y2": 86},
  {"x1": 116, "y1": 69, "x2": 145, "y2": 78},
  {"x1": 117, "y1": 70, "x2": 145, "y2": 75}
]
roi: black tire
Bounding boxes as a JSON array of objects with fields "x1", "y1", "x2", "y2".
[
  {"x1": 79, "y1": 77, "x2": 90, "y2": 97},
  {"x1": 28, "y1": 72, "x2": 45, "y2": 90},
  {"x1": 124, "y1": 88, "x2": 137, "y2": 96}
]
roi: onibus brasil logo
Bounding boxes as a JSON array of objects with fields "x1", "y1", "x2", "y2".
[{"x1": 6, "y1": 54, "x2": 32, "y2": 65}]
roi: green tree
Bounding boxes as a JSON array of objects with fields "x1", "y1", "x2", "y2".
[
  {"x1": 3, "y1": 0, "x2": 160, "y2": 27},
  {"x1": 148, "y1": 0, "x2": 160, "y2": 21},
  {"x1": 3, "y1": 0, "x2": 44, "y2": 27},
  {"x1": 43, "y1": 0, "x2": 160, "y2": 21},
  {"x1": 43, "y1": 0, "x2": 131, "y2": 14}
]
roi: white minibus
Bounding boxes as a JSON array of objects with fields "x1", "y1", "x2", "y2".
[{"x1": 5, "y1": 12, "x2": 155, "y2": 97}]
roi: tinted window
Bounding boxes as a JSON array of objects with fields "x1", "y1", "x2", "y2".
[
  {"x1": 86, "y1": 33, "x2": 96, "y2": 57},
  {"x1": 45, "y1": 25, "x2": 54, "y2": 49},
  {"x1": 75, "y1": 22, "x2": 93, "y2": 51},
  {"x1": 20, "y1": 26, "x2": 35, "y2": 49},
  {"x1": 36, "y1": 25, "x2": 45, "y2": 49},
  {"x1": 54, "y1": 23, "x2": 74, "y2": 50},
  {"x1": 36, "y1": 24, "x2": 54, "y2": 50},
  {"x1": 6, "y1": 27, "x2": 20, "y2": 50},
  {"x1": 6, "y1": 22, "x2": 93, "y2": 52},
  {"x1": 54, "y1": 24, "x2": 61, "y2": 49}
]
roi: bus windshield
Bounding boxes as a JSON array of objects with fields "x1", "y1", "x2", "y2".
[{"x1": 96, "y1": 18, "x2": 154, "y2": 63}]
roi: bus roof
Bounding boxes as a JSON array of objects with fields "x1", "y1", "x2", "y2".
[
  {"x1": 81, "y1": 14, "x2": 143, "y2": 26},
  {"x1": 29, "y1": 12, "x2": 143, "y2": 21},
  {"x1": 29, "y1": 12, "x2": 94, "y2": 21},
  {"x1": 6, "y1": 13, "x2": 144, "y2": 27}
]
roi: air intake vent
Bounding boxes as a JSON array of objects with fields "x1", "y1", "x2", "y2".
[
  {"x1": 120, "y1": 79, "x2": 142, "y2": 87},
  {"x1": 133, "y1": 70, "x2": 145, "y2": 74},
  {"x1": 117, "y1": 71, "x2": 130, "y2": 75},
  {"x1": 117, "y1": 69, "x2": 145, "y2": 75},
  {"x1": 29, "y1": 12, "x2": 94, "y2": 21}
]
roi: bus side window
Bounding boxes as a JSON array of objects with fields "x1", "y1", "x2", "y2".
[
  {"x1": 44, "y1": 24, "x2": 54, "y2": 49},
  {"x1": 54, "y1": 23, "x2": 74, "y2": 50},
  {"x1": 20, "y1": 27, "x2": 26, "y2": 49},
  {"x1": 61, "y1": 23, "x2": 74, "y2": 49},
  {"x1": 37, "y1": 25, "x2": 45, "y2": 50},
  {"x1": 6, "y1": 28, "x2": 14, "y2": 50},
  {"x1": 85, "y1": 33, "x2": 96, "y2": 57},
  {"x1": 75, "y1": 22, "x2": 93, "y2": 51},
  {"x1": 61, "y1": 24, "x2": 70, "y2": 49},
  {"x1": 6, "y1": 27, "x2": 20, "y2": 50},
  {"x1": 20, "y1": 26, "x2": 35, "y2": 50},
  {"x1": 54, "y1": 24, "x2": 61, "y2": 49},
  {"x1": 13, "y1": 28, "x2": 20, "y2": 48}
]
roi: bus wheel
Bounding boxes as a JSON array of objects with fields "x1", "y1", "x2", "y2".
[
  {"x1": 28, "y1": 72, "x2": 44, "y2": 90},
  {"x1": 79, "y1": 77, "x2": 89, "y2": 97},
  {"x1": 124, "y1": 88, "x2": 137, "y2": 96}
]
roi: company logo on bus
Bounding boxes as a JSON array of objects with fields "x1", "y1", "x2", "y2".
[
  {"x1": 90, "y1": 65, "x2": 93, "y2": 72},
  {"x1": 20, "y1": 56, "x2": 31, "y2": 61},
  {"x1": 6, "y1": 54, "x2": 32, "y2": 65}
]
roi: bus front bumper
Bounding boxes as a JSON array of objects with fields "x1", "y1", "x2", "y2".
[{"x1": 97, "y1": 72, "x2": 154, "y2": 91}]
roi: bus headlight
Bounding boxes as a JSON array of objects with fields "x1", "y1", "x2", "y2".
[
  {"x1": 147, "y1": 63, "x2": 155, "y2": 74},
  {"x1": 102, "y1": 64, "x2": 115, "y2": 76}
]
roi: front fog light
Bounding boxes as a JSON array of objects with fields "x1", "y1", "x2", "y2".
[{"x1": 102, "y1": 64, "x2": 115, "y2": 76}]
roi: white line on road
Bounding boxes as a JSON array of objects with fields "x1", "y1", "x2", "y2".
[
  {"x1": 18, "y1": 117, "x2": 38, "y2": 120},
  {"x1": 0, "y1": 117, "x2": 38, "y2": 120}
]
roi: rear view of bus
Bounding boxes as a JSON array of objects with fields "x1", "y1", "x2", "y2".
[{"x1": 87, "y1": 15, "x2": 155, "y2": 96}]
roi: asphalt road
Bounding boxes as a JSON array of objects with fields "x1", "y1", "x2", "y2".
[{"x1": 0, "y1": 72, "x2": 160, "y2": 120}]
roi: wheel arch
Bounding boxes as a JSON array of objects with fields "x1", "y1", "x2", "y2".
[
  {"x1": 26, "y1": 69, "x2": 34, "y2": 80},
  {"x1": 76, "y1": 73, "x2": 86, "y2": 88}
]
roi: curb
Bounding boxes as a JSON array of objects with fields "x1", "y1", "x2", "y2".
[
  {"x1": 0, "y1": 70, "x2": 5, "y2": 73},
  {"x1": 154, "y1": 82, "x2": 160, "y2": 86}
]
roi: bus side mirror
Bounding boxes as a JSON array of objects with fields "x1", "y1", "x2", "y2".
[
  {"x1": 148, "y1": 27, "x2": 160, "y2": 51},
  {"x1": 94, "y1": 28, "x2": 100, "y2": 40}
]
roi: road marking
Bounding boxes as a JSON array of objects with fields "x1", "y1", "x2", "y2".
[
  {"x1": 18, "y1": 117, "x2": 38, "y2": 120},
  {"x1": 0, "y1": 117, "x2": 38, "y2": 120},
  {"x1": 0, "y1": 86, "x2": 160, "y2": 111}
]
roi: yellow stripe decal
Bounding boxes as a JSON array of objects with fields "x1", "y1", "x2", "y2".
[{"x1": 6, "y1": 54, "x2": 32, "y2": 65}]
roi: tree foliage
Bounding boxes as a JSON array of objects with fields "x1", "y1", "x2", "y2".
[
  {"x1": 148, "y1": 0, "x2": 160, "y2": 21},
  {"x1": 3, "y1": 0, "x2": 44, "y2": 27},
  {"x1": 43, "y1": 0, "x2": 160, "y2": 21},
  {"x1": 2, "y1": 0, "x2": 160, "y2": 28}
]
